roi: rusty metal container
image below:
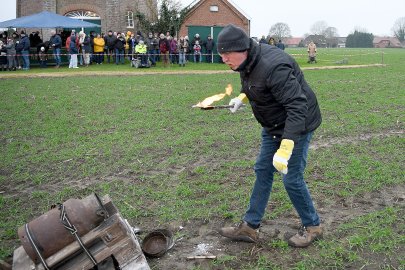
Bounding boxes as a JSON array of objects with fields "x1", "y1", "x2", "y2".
[
  {"x1": 141, "y1": 229, "x2": 174, "y2": 258},
  {"x1": 17, "y1": 193, "x2": 106, "y2": 264}
]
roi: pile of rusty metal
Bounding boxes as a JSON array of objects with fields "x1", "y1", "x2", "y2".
[{"x1": 11, "y1": 193, "x2": 151, "y2": 270}]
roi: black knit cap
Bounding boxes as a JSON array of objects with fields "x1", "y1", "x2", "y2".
[{"x1": 217, "y1": 24, "x2": 250, "y2": 54}]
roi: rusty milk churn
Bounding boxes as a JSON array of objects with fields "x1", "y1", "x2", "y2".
[{"x1": 17, "y1": 193, "x2": 107, "y2": 264}]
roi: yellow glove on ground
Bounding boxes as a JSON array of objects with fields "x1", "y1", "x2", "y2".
[{"x1": 273, "y1": 139, "x2": 294, "y2": 174}]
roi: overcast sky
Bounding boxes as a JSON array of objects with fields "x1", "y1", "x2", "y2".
[{"x1": 1, "y1": 0, "x2": 404, "y2": 37}]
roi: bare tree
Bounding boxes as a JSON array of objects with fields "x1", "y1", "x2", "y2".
[
  {"x1": 392, "y1": 17, "x2": 405, "y2": 42},
  {"x1": 269, "y1": 22, "x2": 291, "y2": 40},
  {"x1": 310, "y1": 21, "x2": 328, "y2": 35},
  {"x1": 324, "y1": 27, "x2": 339, "y2": 38}
]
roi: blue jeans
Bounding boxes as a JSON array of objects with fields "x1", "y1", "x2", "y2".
[
  {"x1": 21, "y1": 50, "x2": 30, "y2": 69},
  {"x1": 244, "y1": 129, "x2": 320, "y2": 228},
  {"x1": 194, "y1": 52, "x2": 201, "y2": 63},
  {"x1": 206, "y1": 50, "x2": 213, "y2": 63},
  {"x1": 147, "y1": 49, "x2": 156, "y2": 65},
  {"x1": 170, "y1": 52, "x2": 178, "y2": 64},
  {"x1": 53, "y1": 48, "x2": 61, "y2": 66},
  {"x1": 115, "y1": 48, "x2": 124, "y2": 64},
  {"x1": 179, "y1": 52, "x2": 186, "y2": 65}
]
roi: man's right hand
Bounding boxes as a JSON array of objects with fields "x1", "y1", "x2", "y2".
[{"x1": 228, "y1": 97, "x2": 244, "y2": 113}]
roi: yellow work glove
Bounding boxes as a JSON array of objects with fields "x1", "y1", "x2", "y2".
[
  {"x1": 273, "y1": 139, "x2": 294, "y2": 174},
  {"x1": 237, "y1": 93, "x2": 248, "y2": 103}
]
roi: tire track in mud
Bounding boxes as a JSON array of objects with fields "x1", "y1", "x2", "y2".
[
  {"x1": 310, "y1": 129, "x2": 403, "y2": 150},
  {"x1": 2, "y1": 129, "x2": 403, "y2": 198}
]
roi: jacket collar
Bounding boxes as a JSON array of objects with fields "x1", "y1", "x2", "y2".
[{"x1": 238, "y1": 39, "x2": 261, "y2": 74}]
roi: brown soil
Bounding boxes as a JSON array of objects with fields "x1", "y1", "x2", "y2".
[
  {"x1": 147, "y1": 184, "x2": 404, "y2": 269},
  {"x1": 143, "y1": 129, "x2": 404, "y2": 269}
]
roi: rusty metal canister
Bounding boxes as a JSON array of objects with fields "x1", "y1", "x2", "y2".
[{"x1": 17, "y1": 193, "x2": 106, "y2": 264}]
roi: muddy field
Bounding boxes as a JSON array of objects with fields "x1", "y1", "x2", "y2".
[
  {"x1": 2, "y1": 130, "x2": 403, "y2": 269},
  {"x1": 145, "y1": 185, "x2": 404, "y2": 269},
  {"x1": 1, "y1": 61, "x2": 404, "y2": 269},
  {"x1": 124, "y1": 131, "x2": 405, "y2": 269}
]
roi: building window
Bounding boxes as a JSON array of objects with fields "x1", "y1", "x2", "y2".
[
  {"x1": 209, "y1": 5, "x2": 219, "y2": 12},
  {"x1": 65, "y1": 10, "x2": 100, "y2": 20},
  {"x1": 127, "y1": 11, "x2": 134, "y2": 28}
]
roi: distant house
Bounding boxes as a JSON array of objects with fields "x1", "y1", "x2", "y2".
[
  {"x1": 373, "y1": 36, "x2": 402, "y2": 48},
  {"x1": 284, "y1": 37, "x2": 303, "y2": 48},
  {"x1": 325, "y1": 37, "x2": 338, "y2": 48},
  {"x1": 337, "y1": 37, "x2": 347, "y2": 48},
  {"x1": 180, "y1": 0, "x2": 250, "y2": 38},
  {"x1": 179, "y1": 0, "x2": 250, "y2": 62},
  {"x1": 304, "y1": 35, "x2": 327, "y2": 48}
]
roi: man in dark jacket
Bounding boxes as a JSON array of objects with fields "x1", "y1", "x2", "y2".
[
  {"x1": 204, "y1": 34, "x2": 215, "y2": 63},
  {"x1": 49, "y1": 30, "x2": 62, "y2": 68},
  {"x1": 145, "y1": 32, "x2": 158, "y2": 66},
  {"x1": 217, "y1": 24, "x2": 323, "y2": 248},
  {"x1": 104, "y1": 30, "x2": 117, "y2": 63},
  {"x1": 17, "y1": 31, "x2": 30, "y2": 70},
  {"x1": 276, "y1": 39, "x2": 285, "y2": 50},
  {"x1": 114, "y1": 33, "x2": 126, "y2": 65}
]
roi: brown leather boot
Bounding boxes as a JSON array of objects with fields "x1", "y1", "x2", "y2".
[
  {"x1": 288, "y1": 225, "x2": 323, "y2": 248},
  {"x1": 218, "y1": 221, "x2": 259, "y2": 243}
]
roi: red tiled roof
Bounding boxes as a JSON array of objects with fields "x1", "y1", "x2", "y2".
[
  {"x1": 373, "y1": 36, "x2": 401, "y2": 46},
  {"x1": 284, "y1": 37, "x2": 303, "y2": 45}
]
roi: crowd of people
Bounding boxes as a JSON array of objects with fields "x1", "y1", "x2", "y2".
[
  {"x1": 0, "y1": 29, "x2": 217, "y2": 71},
  {"x1": 0, "y1": 29, "x2": 318, "y2": 71}
]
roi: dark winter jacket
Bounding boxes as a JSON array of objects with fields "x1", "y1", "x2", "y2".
[
  {"x1": 69, "y1": 35, "x2": 78, "y2": 54},
  {"x1": 114, "y1": 36, "x2": 126, "y2": 50},
  {"x1": 205, "y1": 39, "x2": 215, "y2": 51},
  {"x1": 49, "y1": 34, "x2": 62, "y2": 49},
  {"x1": 145, "y1": 36, "x2": 158, "y2": 50},
  {"x1": 0, "y1": 47, "x2": 7, "y2": 65},
  {"x1": 81, "y1": 36, "x2": 91, "y2": 52},
  {"x1": 276, "y1": 42, "x2": 285, "y2": 50},
  {"x1": 105, "y1": 34, "x2": 117, "y2": 49},
  {"x1": 127, "y1": 37, "x2": 136, "y2": 50},
  {"x1": 239, "y1": 40, "x2": 322, "y2": 143},
  {"x1": 191, "y1": 36, "x2": 201, "y2": 46},
  {"x1": 17, "y1": 35, "x2": 30, "y2": 51}
]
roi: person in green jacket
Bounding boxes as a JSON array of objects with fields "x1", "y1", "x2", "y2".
[{"x1": 135, "y1": 40, "x2": 148, "y2": 67}]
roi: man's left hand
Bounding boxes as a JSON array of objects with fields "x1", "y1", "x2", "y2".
[
  {"x1": 228, "y1": 97, "x2": 244, "y2": 113},
  {"x1": 273, "y1": 139, "x2": 294, "y2": 174}
]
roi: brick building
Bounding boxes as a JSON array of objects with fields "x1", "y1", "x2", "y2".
[
  {"x1": 373, "y1": 36, "x2": 403, "y2": 48},
  {"x1": 179, "y1": 0, "x2": 250, "y2": 62},
  {"x1": 16, "y1": 0, "x2": 157, "y2": 37},
  {"x1": 180, "y1": 0, "x2": 250, "y2": 38}
]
